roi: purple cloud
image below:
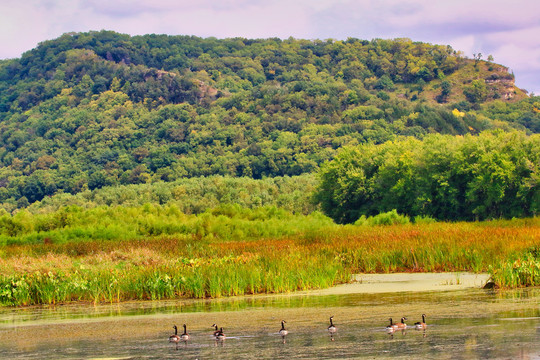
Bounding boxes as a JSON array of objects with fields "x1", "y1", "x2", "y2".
[{"x1": 0, "y1": 0, "x2": 538, "y2": 93}]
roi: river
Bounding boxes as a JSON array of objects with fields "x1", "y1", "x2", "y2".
[{"x1": 1, "y1": 273, "x2": 539, "y2": 359}]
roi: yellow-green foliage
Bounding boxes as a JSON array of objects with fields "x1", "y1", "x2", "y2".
[
  {"x1": 0, "y1": 204, "x2": 334, "y2": 246},
  {"x1": 354, "y1": 209, "x2": 411, "y2": 226},
  {"x1": 490, "y1": 251, "x2": 540, "y2": 288},
  {"x1": 18, "y1": 174, "x2": 319, "y2": 216},
  {"x1": 0, "y1": 211, "x2": 538, "y2": 306}
]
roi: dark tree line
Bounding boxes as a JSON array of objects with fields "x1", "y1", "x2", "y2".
[{"x1": 315, "y1": 131, "x2": 539, "y2": 223}]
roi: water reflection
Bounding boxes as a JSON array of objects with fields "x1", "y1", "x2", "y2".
[
  {"x1": 214, "y1": 337, "x2": 225, "y2": 347},
  {"x1": 1, "y1": 288, "x2": 539, "y2": 359},
  {"x1": 2, "y1": 288, "x2": 539, "y2": 328}
]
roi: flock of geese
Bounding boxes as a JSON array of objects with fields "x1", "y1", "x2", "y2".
[
  {"x1": 386, "y1": 314, "x2": 427, "y2": 333},
  {"x1": 168, "y1": 314, "x2": 427, "y2": 344}
]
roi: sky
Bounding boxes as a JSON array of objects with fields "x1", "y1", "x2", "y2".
[{"x1": 1, "y1": 0, "x2": 539, "y2": 94}]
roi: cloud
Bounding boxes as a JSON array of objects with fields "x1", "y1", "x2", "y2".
[
  {"x1": 81, "y1": 0, "x2": 268, "y2": 18},
  {"x1": 308, "y1": 0, "x2": 539, "y2": 40},
  {"x1": 69, "y1": 0, "x2": 313, "y2": 39},
  {"x1": 0, "y1": 0, "x2": 538, "y2": 93},
  {"x1": 0, "y1": 0, "x2": 60, "y2": 58},
  {"x1": 307, "y1": 0, "x2": 540, "y2": 93},
  {"x1": 482, "y1": 28, "x2": 540, "y2": 94}
]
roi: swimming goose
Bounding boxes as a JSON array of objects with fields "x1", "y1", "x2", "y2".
[
  {"x1": 216, "y1": 327, "x2": 226, "y2": 340},
  {"x1": 395, "y1": 317, "x2": 407, "y2": 330},
  {"x1": 328, "y1": 316, "x2": 337, "y2": 334},
  {"x1": 386, "y1": 318, "x2": 397, "y2": 333},
  {"x1": 415, "y1": 314, "x2": 427, "y2": 330},
  {"x1": 212, "y1": 324, "x2": 220, "y2": 336},
  {"x1": 180, "y1": 324, "x2": 189, "y2": 341},
  {"x1": 279, "y1": 320, "x2": 288, "y2": 336},
  {"x1": 169, "y1": 325, "x2": 181, "y2": 343}
]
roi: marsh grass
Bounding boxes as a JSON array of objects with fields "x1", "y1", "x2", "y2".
[
  {"x1": 489, "y1": 251, "x2": 540, "y2": 288},
  {"x1": 0, "y1": 206, "x2": 538, "y2": 306}
]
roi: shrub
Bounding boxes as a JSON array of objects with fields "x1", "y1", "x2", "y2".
[{"x1": 354, "y1": 209, "x2": 410, "y2": 226}]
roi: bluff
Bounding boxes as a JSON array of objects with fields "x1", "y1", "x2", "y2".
[{"x1": 0, "y1": 31, "x2": 538, "y2": 211}]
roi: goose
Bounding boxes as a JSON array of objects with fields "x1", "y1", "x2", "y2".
[
  {"x1": 216, "y1": 327, "x2": 226, "y2": 340},
  {"x1": 415, "y1": 314, "x2": 427, "y2": 330},
  {"x1": 212, "y1": 324, "x2": 220, "y2": 336},
  {"x1": 180, "y1": 324, "x2": 189, "y2": 341},
  {"x1": 169, "y1": 325, "x2": 181, "y2": 343},
  {"x1": 279, "y1": 320, "x2": 288, "y2": 336},
  {"x1": 385, "y1": 318, "x2": 397, "y2": 333},
  {"x1": 328, "y1": 316, "x2": 337, "y2": 334},
  {"x1": 395, "y1": 317, "x2": 407, "y2": 330}
]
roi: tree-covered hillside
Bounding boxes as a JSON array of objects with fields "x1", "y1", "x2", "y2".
[{"x1": 0, "y1": 31, "x2": 539, "y2": 212}]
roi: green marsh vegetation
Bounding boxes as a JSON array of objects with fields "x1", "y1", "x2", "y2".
[
  {"x1": 489, "y1": 249, "x2": 540, "y2": 288},
  {"x1": 1, "y1": 131, "x2": 539, "y2": 306},
  {"x1": 0, "y1": 203, "x2": 538, "y2": 306}
]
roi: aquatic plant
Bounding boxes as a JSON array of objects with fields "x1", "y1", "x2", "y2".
[
  {"x1": 489, "y1": 251, "x2": 540, "y2": 288},
  {"x1": 0, "y1": 212, "x2": 538, "y2": 306}
]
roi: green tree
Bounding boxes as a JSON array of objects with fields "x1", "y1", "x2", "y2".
[
  {"x1": 437, "y1": 80, "x2": 451, "y2": 103},
  {"x1": 463, "y1": 79, "x2": 488, "y2": 103},
  {"x1": 315, "y1": 131, "x2": 539, "y2": 222}
]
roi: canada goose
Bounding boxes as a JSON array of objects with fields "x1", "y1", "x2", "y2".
[
  {"x1": 395, "y1": 317, "x2": 407, "y2": 330},
  {"x1": 212, "y1": 324, "x2": 220, "y2": 336},
  {"x1": 279, "y1": 320, "x2": 288, "y2": 336},
  {"x1": 328, "y1": 316, "x2": 337, "y2": 334},
  {"x1": 415, "y1": 314, "x2": 427, "y2": 330},
  {"x1": 169, "y1": 325, "x2": 181, "y2": 343},
  {"x1": 216, "y1": 327, "x2": 226, "y2": 340},
  {"x1": 385, "y1": 318, "x2": 397, "y2": 333},
  {"x1": 180, "y1": 324, "x2": 189, "y2": 341}
]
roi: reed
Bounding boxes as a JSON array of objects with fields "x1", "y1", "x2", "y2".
[
  {"x1": 489, "y1": 251, "x2": 540, "y2": 288},
  {"x1": 0, "y1": 209, "x2": 538, "y2": 306}
]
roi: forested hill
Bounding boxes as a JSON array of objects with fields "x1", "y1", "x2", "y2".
[{"x1": 0, "y1": 30, "x2": 539, "y2": 211}]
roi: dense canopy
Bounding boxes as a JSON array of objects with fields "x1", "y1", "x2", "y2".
[
  {"x1": 315, "y1": 131, "x2": 539, "y2": 223},
  {"x1": 0, "y1": 31, "x2": 538, "y2": 216}
]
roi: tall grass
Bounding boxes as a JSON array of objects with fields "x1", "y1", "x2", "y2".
[
  {"x1": 489, "y1": 250, "x2": 540, "y2": 288},
  {"x1": 0, "y1": 252, "x2": 349, "y2": 306},
  {"x1": 0, "y1": 207, "x2": 538, "y2": 306}
]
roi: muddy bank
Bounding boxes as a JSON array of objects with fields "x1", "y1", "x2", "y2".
[{"x1": 303, "y1": 272, "x2": 491, "y2": 296}]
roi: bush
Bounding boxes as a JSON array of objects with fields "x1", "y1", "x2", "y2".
[
  {"x1": 414, "y1": 215, "x2": 437, "y2": 224},
  {"x1": 354, "y1": 209, "x2": 410, "y2": 226}
]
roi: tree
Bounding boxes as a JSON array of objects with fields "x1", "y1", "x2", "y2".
[
  {"x1": 374, "y1": 75, "x2": 395, "y2": 91},
  {"x1": 314, "y1": 131, "x2": 539, "y2": 222},
  {"x1": 463, "y1": 80, "x2": 487, "y2": 103},
  {"x1": 437, "y1": 80, "x2": 452, "y2": 103},
  {"x1": 473, "y1": 53, "x2": 482, "y2": 69},
  {"x1": 73, "y1": 74, "x2": 94, "y2": 97}
]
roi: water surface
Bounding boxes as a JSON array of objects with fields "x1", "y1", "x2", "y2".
[{"x1": 1, "y1": 275, "x2": 539, "y2": 359}]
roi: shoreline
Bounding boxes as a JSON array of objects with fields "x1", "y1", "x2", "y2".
[
  {"x1": 300, "y1": 272, "x2": 491, "y2": 296},
  {"x1": 0, "y1": 272, "x2": 492, "y2": 313}
]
